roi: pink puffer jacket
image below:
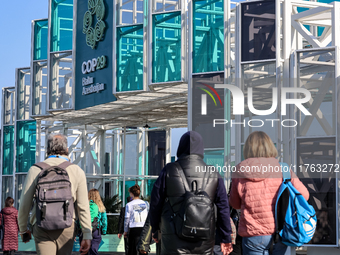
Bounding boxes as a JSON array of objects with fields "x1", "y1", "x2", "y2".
[{"x1": 229, "y1": 157, "x2": 309, "y2": 237}]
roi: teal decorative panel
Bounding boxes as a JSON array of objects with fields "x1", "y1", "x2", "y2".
[
  {"x1": 16, "y1": 121, "x2": 36, "y2": 173},
  {"x1": 117, "y1": 25, "x2": 144, "y2": 92},
  {"x1": 193, "y1": 0, "x2": 224, "y2": 73},
  {"x1": 3, "y1": 126, "x2": 14, "y2": 175},
  {"x1": 34, "y1": 19, "x2": 48, "y2": 60},
  {"x1": 152, "y1": 11, "x2": 181, "y2": 83},
  {"x1": 51, "y1": 0, "x2": 73, "y2": 52}
]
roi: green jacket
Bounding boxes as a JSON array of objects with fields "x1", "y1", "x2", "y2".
[
  {"x1": 97, "y1": 211, "x2": 108, "y2": 235},
  {"x1": 89, "y1": 200, "x2": 99, "y2": 223}
]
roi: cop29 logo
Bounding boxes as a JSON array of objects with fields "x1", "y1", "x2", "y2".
[{"x1": 83, "y1": 0, "x2": 106, "y2": 49}]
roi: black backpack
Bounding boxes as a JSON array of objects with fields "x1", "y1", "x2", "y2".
[
  {"x1": 170, "y1": 162, "x2": 215, "y2": 242},
  {"x1": 34, "y1": 161, "x2": 74, "y2": 230}
]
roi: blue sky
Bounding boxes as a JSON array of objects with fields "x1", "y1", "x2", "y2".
[{"x1": 0, "y1": 1, "x2": 48, "y2": 90}]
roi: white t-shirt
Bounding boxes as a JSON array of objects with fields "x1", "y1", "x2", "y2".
[{"x1": 124, "y1": 199, "x2": 149, "y2": 232}]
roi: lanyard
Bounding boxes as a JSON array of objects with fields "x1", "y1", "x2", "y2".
[{"x1": 48, "y1": 155, "x2": 69, "y2": 161}]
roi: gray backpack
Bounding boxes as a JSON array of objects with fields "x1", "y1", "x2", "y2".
[{"x1": 34, "y1": 161, "x2": 74, "y2": 230}]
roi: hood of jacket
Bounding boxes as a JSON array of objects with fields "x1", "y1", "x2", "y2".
[
  {"x1": 176, "y1": 131, "x2": 204, "y2": 158},
  {"x1": 1, "y1": 206, "x2": 17, "y2": 215},
  {"x1": 233, "y1": 157, "x2": 283, "y2": 181}
]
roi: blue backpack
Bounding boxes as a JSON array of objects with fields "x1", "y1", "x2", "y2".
[{"x1": 274, "y1": 163, "x2": 317, "y2": 246}]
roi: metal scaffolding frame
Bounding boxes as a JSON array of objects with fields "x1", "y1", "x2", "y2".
[{"x1": 1, "y1": 0, "x2": 340, "y2": 252}]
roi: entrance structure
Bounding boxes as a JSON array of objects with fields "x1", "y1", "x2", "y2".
[{"x1": 1, "y1": 0, "x2": 340, "y2": 253}]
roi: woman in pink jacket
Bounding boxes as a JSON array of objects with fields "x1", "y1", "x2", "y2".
[{"x1": 229, "y1": 131, "x2": 309, "y2": 255}]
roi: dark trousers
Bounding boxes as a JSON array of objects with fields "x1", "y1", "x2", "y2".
[
  {"x1": 79, "y1": 228, "x2": 102, "y2": 255},
  {"x1": 3, "y1": 251, "x2": 15, "y2": 255},
  {"x1": 124, "y1": 237, "x2": 129, "y2": 255},
  {"x1": 128, "y1": 227, "x2": 143, "y2": 255}
]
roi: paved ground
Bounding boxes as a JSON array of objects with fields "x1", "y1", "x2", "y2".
[{"x1": 0, "y1": 253, "x2": 124, "y2": 255}]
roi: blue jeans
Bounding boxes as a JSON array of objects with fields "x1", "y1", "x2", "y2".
[{"x1": 242, "y1": 235, "x2": 287, "y2": 255}]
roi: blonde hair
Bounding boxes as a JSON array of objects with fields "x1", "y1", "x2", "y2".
[
  {"x1": 88, "y1": 189, "x2": 106, "y2": 213},
  {"x1": 243, "y1": 131, "x2": 278, "y2": 159}
]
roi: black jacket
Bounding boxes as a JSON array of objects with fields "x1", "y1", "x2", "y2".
[
  {"x1": 150, "y1": 131, "x2": 232, "y2": 254},
  {"x1": 118, "y1": 207, "x2": 125, "y2": 234}
]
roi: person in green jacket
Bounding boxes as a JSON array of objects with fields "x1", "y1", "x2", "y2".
[{"x1": 84, "y1": 189, "x2": 108, "y2": 255}]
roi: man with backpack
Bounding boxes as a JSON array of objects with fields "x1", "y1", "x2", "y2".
[
  {"x1": 18, "y1": 134, "x2": 92, "y2": 255},
  {"x1": 149, "y1": 131, "x2": 233, "y2": 255}
]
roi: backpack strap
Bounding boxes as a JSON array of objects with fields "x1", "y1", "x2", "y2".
[
  {"x1": 174, "y1": 162, "x2": 190, "y2": 192},
  {"x1": 34, "y1": 162, "x2": 51, "y2": 171},
  {"x1": 280, "y1": 162, "x2": 291, "y2": 182},
  {"x1": 201, "y1": 168, "x2": 211, "y2": 191},
  {"x1": 57, "y1": 161, "x2": 73, "y2": 170}
]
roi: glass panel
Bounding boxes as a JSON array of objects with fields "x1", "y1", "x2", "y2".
[
  {"x1": 296, "y1": 137, "x2": 336, "y2": 245},
  {"x1": 3, "y1": 126, "x2": 14, "y2": 175},
  {"x1": 144, "y1": 179, "x2": 156, "y2": 200},
  {"x1": 3, "y1": 88, "x2": 15, "y2": 125},
  {"x1": 117, "y1": 0, "x2": 144, "y2": 25},
  {"x1": 32, "y1": 61, "x2": 48, "y2": 116},
  {"x1": 16, "y1": 121, "x2": 36, "y2": 173},
  {"x1": 146, "y1": 131, "x2": 166, "y2": 176},
  {"x1": 17, "y1": 68, "x2": 31, "y2": 120},
  {"x1": 192, "y1": 73, "x2": 225, "y2": 149},
  {"x1": 117, "y1": 25, "x2": 144, "y2": 92},
  {"x1": 153, "y1": 0, "x2": 180, "y2": 13},
  {"x1": 241, "y1": 62, "x2": 277, "y2": 143},
  {"x1": 2, "y1": 177, "x2": 13, "y2": 208},
  {"x1": 34, "y1": 19, "x2": 48, "y2": 60},
  {"x1": 297, "y1": 50, "x2": 335, "y2": 137},
  {"x1": 152, "y1": 11, "x2": 181, "y2": 83},
  {"x1": 124, "y1": 134, "x2": 138, "y2": 175},
  {"x1": 193, "y1": 0, "x2": 224, "y2": 73},
  {"x1": 241, "y1": 0, "x2": 276, "y2": 62},
  {"x1": 107, "y1": 215, "x2": 120, "y2": 234},
  {"x1": 15, "y1": 174, "x2": 27, "y2": 207},
  {"x1": 51, "y1": 0, "x2": 73, "y2": 52},
  {"x1": 204, "y1": 149, "x2": 224, "y2": 167},
  {"x1": 50, "y1": 52, "x2": 73, "y2": 110}
]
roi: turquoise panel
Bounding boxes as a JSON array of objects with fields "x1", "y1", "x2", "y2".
[
  {"x1": 3, "y1": 126, "x2": 14, "y2": 175},
  {"x1": 16, "y1": 121, "x2": 36, "y2": 173},
  {"x1": 193, "y1": 0, "x2": 224, "y2": 73},
  {"x1": 117, "y1": 25, "x2": 144, "y2": 92},
  {"x1": 34, "y1": 19, "x2": 48, "y2": 60},
  {"x1": 51, "y1": 0, "x2": 73, "y2": 52},
  {"x1": 152, "y1": 11, "x2": 181, "y2": 83},
  {"x1": 144, "y1": 179, "x2": 156, "y2": 200},
  {"x1": 204, "y1": 149, "x2": 224, "y2": 176}
]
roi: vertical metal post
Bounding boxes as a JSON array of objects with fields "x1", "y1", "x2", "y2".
[
  {"x1": 235, "y1": 4, "x2": 242, "y2": 164},
  {"x1": 332, "y1": 2, "x2": 340, "y2": 247},
  {"x1": 188, "y1": 0, "x2": 193, "y2": 131},
  {"x1": 122, "y1": 127, "x2": 127, "y2": 207},
  {"x1": 36, "y1": 120, "x2": 41, "y2": 163},
  {"x1": 283, "y1": 0, "x2": 291, "y2": 164},
  {"x1": 0, "y1": 89, "x2": 5, "y2": 210},
  {"x1": 166, "y1": 128, "x2": 171, "y2": 163}
]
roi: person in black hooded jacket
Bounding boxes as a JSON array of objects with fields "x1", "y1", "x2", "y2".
[{"x1": 149, "y1": 131, "x2": 233, "y2": 255}]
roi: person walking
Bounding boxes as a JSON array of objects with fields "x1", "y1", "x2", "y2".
[
  {"x1": 0, "y1": 197, "x2": 19, "y2": 255},
  {"x1": 137, "y1": 213, "x2": 161, "y2": 255},
  {"x1": 18, "y1": 134, "x2": 92, "y2": 255},
  {"x1": 229, "y1": 131, "x2": 309, "y2": 255},
  {"x1": 149, "y1": 131, "x2": 233, "y2": 255},
  {"x1": 86, "y1": 189, "x2": 108, "y2": 255},
  {"x1": 124, "y1": 185, "x2": 149, "y2": 255},
  {"x1": 118, "y1": 197, "x2": 132, "y2": 255}
]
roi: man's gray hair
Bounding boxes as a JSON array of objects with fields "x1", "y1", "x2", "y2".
[{"x1": 46, "y1": 134, "x2": 68, "y2": 156}]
